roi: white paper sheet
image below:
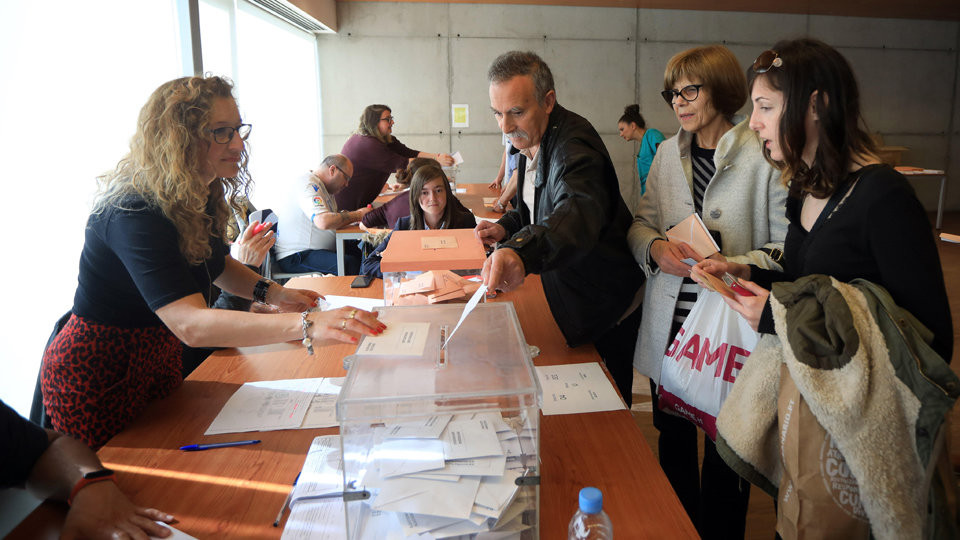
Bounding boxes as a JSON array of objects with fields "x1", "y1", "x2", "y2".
[
  {"x1": 451, "y1": 151, "x2": 464, "y2": 165},
  {"x1": 474, "y1": 470, "x2": 521, "y2": 511},
  {"x1": 357, "y1": 322, "x2": 431, "y2": 357},
  {"x1": 384, "y1": 415, "x2": 452, "y2": 439},
  {"x1": 396, "y1": 512, "x2": 461, "y2": 536},
  {"x1": 300, "y1": 377, "x2": 344, "y2": 429},
  {"x1": 281, "y1": 499, "x2": 345, "y2": 540},
  {"x1": 205, "y1": 378, "x2": 322, "y2": 434},
  {"x1": 318, "y1": 295, "x2": 384, "y2": 313},
  {"x1": 291, "y1": 435, "x2": 343, "y2": 503},
  {"x1": 375, "y1": 438, "x2": 445, "y2": 478},
  {"x1": 432, "y1": 455, "x2": 507, "y2": 477},
  {"x1": 441, "y1": 418, "x2": 505, "y2": 460},
  {"x1": 442, "y1": 284, "x2": 487, "y2": 349},
  {"x1": 452, "y1": 412, "x2": 512, "y2": 433},
  {"x1": 373, "y1": 476, "x2": 481, "y2": 520},
  {"x1": 151, "y1": 523, "x2": 197, "y2": 540},
  {"x1": 536, "y1": 362, "x2": 626, "y2": 415}
]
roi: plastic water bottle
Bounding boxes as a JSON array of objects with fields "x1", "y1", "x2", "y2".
[{"x1": 568, "y1": 487, "x2": 613, "y2": 539}]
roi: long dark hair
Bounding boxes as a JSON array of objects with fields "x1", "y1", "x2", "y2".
[
  {"x1": 408, "y1": 165, "x2": 455, "y2": 230},
  {"x1": 619, "y1": 104, "x2": 646, "y2": 128},
  {"x1": 749, "y1": 38, "x2": 878, "y2": 199}
]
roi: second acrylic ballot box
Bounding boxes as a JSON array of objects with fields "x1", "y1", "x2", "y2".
[{"x1": 337, "y1": 302, "x2": 541, "y2": 538}]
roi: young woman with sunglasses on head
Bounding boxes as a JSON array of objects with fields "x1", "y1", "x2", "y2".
[
  {"x1": 695, "y1": 39, "x2": 952, "y2": 362},
  {"x1": 337, "y1": 104, "x2": 456, "y2": 212},
  {"x1": 41, "y1": 76, "x2": 385, "y2": 449},
  {"x1": 627, "y1": 44, "x2": 788, "y2": 539}
]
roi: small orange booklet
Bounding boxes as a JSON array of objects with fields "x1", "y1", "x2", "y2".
[{"x1": 666, "y1": 213, "x2": 720, "y2": 258}]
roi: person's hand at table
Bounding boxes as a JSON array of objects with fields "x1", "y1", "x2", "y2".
[
  {"x1": 649, "y1": 239, "x2": 702, "y2": 277},
  {"x1": 267, "y1": 285, "x2": 321, "y2": 313},
  {"x1": 436, "y1": 153, "x2": 455, "y2": 167},
  {"x1": 474, "y1": 221, "x2": 506, "y2": 247},
  {"x1": 235, "y1": 220, "x2": 275, "y2": 268},
  {"x1": 64, "y1": 480, "x2": 175, "y2": 540},
  {"x1": 307, "y1": 307, "x2": 386, "y2": 344},
  {"x1": 482, "y1": 248, "x2": 526, "y2": 293}
]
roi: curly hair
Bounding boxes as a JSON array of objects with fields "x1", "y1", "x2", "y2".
[{"x1": 94, "y1": 75, "x2": 251, "y2": 264}]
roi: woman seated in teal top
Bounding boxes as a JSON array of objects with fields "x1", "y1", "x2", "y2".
[{"x1": 618, "y1": 104, "x2": 665, "y2": 195}]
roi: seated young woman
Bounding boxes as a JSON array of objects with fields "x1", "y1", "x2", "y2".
[
  {"x1": 359, "y1": 165, "x2": 477, "y2": 278},
  {"x1": 360, "y1": 157, "x2": 436, "y2": 230},
  {"x1": 41, "y1": 75, "x2": 385, "y2": 448}
]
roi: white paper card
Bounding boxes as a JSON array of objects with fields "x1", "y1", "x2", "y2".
[
  {"x1": 357, "y1": 322, "x2": 431, "y2": 357},
  {"x1": 475, "y1": 470, "x2": 521, "y2": 511},
  {"x1": 281, "y1": 499, "x2": 345, "y2": 540},
  {"x1": 434, "y1": 455, "x2": 507, "y2": 477},
  {"x1": 536, "y1": 362, "x2": 626, "y2": 415},
  {"x1": 441, "y1": 419, "x2": 504, "y2": 460},
  {"x1": 205, "y1": 378, "x2": 321, "y2": 434},
  {"x1": 442, "y1": 284, "x2": 487, "y2": 349},
  {"x1": 385, "y1": 415, "x2": 453, "y2": 439},
  {"x1": 376, "y1": 438, "x2": 445, "y2": 478},
  {"x1": 374, "y1": 476, "x2": 481, "y2": 520},
  {"x1": 300, "y1": 377, "x2": 344, "y2": 429},
  {"x1": 291, "y1": 435, "x2": 343, "y2": 503},
  {"x1": 318, "y1": 295, "x2": 384, "y2": 313}
]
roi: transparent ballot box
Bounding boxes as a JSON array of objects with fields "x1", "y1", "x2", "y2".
[
  {"x1": 337, "y1": 302, "x2": 541, "y2": 539},
  {"x1": 380, "y1": 228, "x2": 487, "y2": 306}
]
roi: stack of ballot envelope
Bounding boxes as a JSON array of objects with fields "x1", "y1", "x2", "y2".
[
  {"x1": 281, "y1": 411, "x2": 537, "y2": 539},
  {"x1": 390, "y1": 270, "x2": 483, "y2": 306}
]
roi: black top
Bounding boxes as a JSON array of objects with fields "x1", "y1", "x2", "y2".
[
  {"x1": 752, "y1": 164, "x2": 953, "y2": 360},
  {"x1": 73, "y1": 196, "x2": 229, "y2": 327},
  {"x1": 0, "y1": 399, "x2": 49, "y2": 488}
]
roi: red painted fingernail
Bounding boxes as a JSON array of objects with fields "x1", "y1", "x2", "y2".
[{"x1": 351, "y1": 337, "x2": 358, "y2": 342}]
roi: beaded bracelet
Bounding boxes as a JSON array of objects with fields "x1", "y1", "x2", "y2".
[
  {"x1": 253, "y1": 278, "x2": 275, "y2": 304},
  {"x1": 301, "y1": 311, "x2": 315, "y2": 355}
]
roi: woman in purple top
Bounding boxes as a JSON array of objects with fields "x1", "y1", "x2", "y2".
[{"x1": 337, "y1": 104, "x2": 456, "y2": 210}]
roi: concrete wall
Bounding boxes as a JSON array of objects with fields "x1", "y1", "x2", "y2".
[{"x1": 317, "y1": 3, "x2": 960, "y2": 213}]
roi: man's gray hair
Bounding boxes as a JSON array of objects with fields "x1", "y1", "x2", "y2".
[
  {"x1": 487, "y1": 51, "x2": 555, "y2": 105},
  {"x1": 320, "y1": 154, "x2": 349, "y2": 170}
]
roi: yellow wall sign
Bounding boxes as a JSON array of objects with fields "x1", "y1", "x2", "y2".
[{"x1": 452, "y1": 104, "x2": 469, "y2": 128}]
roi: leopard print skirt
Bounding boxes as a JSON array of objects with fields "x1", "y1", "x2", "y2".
[{"x1": 41, "y1": 313, "x2": 183, "y2": 448}]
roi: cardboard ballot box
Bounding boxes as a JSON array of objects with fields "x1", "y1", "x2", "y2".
[
  {"x1": 380, "y1": 228, "x2": 487, "y2": 306},
  {"x1": 337, "y1": 303, "x2": 541, "y2": 538}
]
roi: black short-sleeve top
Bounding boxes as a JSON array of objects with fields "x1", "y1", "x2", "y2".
[{"x1": 72, "y1": 195, "x2": 228, "y2": 327}]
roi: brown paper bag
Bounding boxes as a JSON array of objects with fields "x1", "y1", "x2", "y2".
[{"x1": 777, "y1": 364, "x2": 870, "y2": 539}]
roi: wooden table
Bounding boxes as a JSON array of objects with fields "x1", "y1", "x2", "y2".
[
  {"x1": 334, "y1": 183, "x2": 504, "y2": 275},
  {"x1": 12, "y1": 276, "x2": 696, "y2": 539}
]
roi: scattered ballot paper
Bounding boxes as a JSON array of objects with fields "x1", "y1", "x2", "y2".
[
  {"x1": 536, "y1": 362, "x2": 626, "y2": 415},
  {"x1": 204, "y1": 378, "x2": 322, "y2": 434}
]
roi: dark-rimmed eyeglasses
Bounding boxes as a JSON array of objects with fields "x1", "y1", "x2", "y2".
[
  {"x1": 752, "y1": 50, "x2": 783, "y2": 73},
  {"x1": 207, "y1": 124, "x2": 252, "y2": 144},
  {"x1": 661, "y1": 84, "x2": 704, "y2": 106},
  {"x1": 335, "y1": 165, "x2": 351, "y2": 183},
  {"x1": 380, "y1": 115, "x2": 395, "y2": 123}
]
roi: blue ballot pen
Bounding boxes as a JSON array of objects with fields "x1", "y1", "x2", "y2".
[
  {"x1": 179, "y1": 439, "x2": 261, "y2": 451},
  {"x1": 273, "y1": 472, "x2": 301, "y2": 527}
]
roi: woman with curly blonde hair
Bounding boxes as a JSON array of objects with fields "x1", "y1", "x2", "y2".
[{"x1": 41, "y1": 76, "x2": 385, "y2": 448}]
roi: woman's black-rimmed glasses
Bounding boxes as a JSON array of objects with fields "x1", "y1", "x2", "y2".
[
  {"x1": 661, "y1": 84, "x2": 704, "y2": 106},
  {"x1": 207, "y1": 124, "x2": 252, "y2": 144}
]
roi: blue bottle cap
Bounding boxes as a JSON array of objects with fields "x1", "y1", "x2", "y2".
[{"x1": 579, "y1": 486, "x2": 603, "y2": 514}]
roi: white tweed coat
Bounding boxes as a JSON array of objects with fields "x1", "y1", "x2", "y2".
[{"x1": 627, "y1": 117, "x2": 788, "y2": 383}]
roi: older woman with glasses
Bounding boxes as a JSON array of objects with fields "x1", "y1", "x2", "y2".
[
  {"x1": 41, "y1": 76, "x2": 386, "y2": 449},
  {"x1": 627, "y1": 44, "x2": 788, "y2": 538},
  {"x1": 337, "y1": 104, "x2": 456, "y2": 211}
]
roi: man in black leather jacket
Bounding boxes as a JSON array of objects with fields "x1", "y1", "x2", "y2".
[{"x1": 476, "y1": 51, "x2": 644, "y2": 405}]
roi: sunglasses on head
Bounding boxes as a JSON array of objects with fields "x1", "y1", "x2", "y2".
[{"x1": 752, "y1": 50, "x2": 783, "y2": 73}]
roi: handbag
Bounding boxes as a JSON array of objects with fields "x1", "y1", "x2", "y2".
[{"x1": 657, "y1": 290, "x2": 760, "y2": 440}]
